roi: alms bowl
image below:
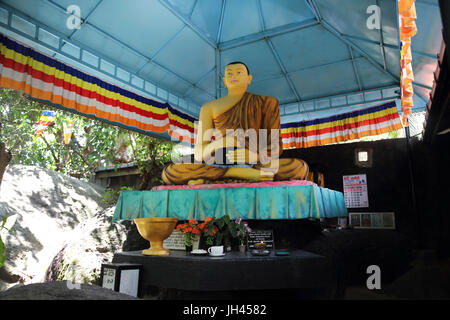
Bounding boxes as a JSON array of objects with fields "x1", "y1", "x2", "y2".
[{"x1": 134, "y1": 217, "x2": 178, "y2": 256}]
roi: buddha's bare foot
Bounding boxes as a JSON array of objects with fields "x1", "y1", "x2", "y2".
[
  {"x1": 258, "y1": 171, "x2": 275, "y2": 181},
  {"x1": 224, "y1": 167, "x2": 274, "y2": 182},
  {"x1": 188, "y1": 178, "x2": 205, "y2": 185},
  {"x1": 256, "y1": 171, "x2": 274, "y2": 181}
]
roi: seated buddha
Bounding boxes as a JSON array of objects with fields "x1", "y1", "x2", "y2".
[{"x1": 162, "y1": 61, "x2": 309, "y2": 185}]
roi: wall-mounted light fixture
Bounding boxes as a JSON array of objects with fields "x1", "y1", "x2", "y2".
[{"x1": 354, "y1": 148, "x2": 372, "y2": 168}]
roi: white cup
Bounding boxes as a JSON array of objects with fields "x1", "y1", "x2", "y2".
[{"x1": 208, "y1": 246, "x2": 224, "y2": 255}]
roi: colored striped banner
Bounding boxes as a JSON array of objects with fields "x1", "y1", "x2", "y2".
[
  {"x1": 0, "y1": 34, "x2": 196, "y2": 144},
  {"x1": 34, "y1": 110, "x2": 55, "y2": 138},
  {"x1": 281, "y1": 101, "x2": 403, "y2": 149},
  {"x1": 63, "y1": 121, "x2": 74, "y2": 144},
  {"x1": 398, "y1": 0, "x2": 417, "y2": 126}
]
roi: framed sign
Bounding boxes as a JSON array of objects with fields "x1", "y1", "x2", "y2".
[
  {"x1": 343, "y1": 174, "x2": 369, "y2": 208},
  {"x1": 349, "y1": 212, "x2": 395, "y2": 229},
  {"x1": 163, "y1": 230, "x2": 200, "y2": 250},
  {"x1": 101, "y1": 266, "x2": 116, "y2": 290},
  {"x1": 247, "y1": 230, "x2": 275, "y2": 250},
  {"x1": 100, "y1": 263, "x2": 143, "y2": 298}
]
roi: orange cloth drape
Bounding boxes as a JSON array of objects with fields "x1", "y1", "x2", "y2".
[{"x1": 399, "y1": 0, "x2": 417, "y2": 126}]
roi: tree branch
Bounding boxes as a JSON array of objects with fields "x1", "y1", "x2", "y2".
[
  {"x1": 68, "y1": 136, "x2": 92, "y2": 169},
  {"x1": 40, "y1": 135, "x2": 61, "y2": 171},
  {"x1": 128, "y1": 132, "x2": 136, "y2": 159},
  {"x1": 0, "y1": 141, "x2": 12, "y2": 188}
]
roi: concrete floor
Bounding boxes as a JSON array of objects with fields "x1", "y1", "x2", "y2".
[{"x1": 344, "y1": 253, "x2": 450, "y2": 300}]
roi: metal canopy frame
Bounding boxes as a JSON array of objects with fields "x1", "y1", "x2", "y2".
[
  {"x1": 0, "y1": 0, "x2": 439, "y2": 120},
  {"x1": 44, "y1": 0, "x2": 216, "y2": 101}
]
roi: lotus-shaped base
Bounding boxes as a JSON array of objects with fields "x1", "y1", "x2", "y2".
[
  {"x1": 254, "y1": 242, "x2": 267, "y2": 252},
  {"x1": 134, "y1": 217, "x2": 178, "y2": 256}
]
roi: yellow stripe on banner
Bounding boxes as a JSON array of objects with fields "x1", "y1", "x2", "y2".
[
  {"x1": 38, "y1": 116, "x2": 53, "y2": 122},
  {"x1": 281, "y1": 106, "x2": 400, "y2": 135},
  {"x1": 1, "y1": 45, "x2": 171, "y2": 117},
  {"x1": 167, "y1": 110, "x2": 196, "y2": 128}
]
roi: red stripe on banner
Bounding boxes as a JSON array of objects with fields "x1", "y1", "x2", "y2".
[
  {"x1": 168, "y1": 130, "x2": 195, "y2": 144},
  {"x1": 281, "y1": 112, "x2": 400, "y2": 139},
  {"x1": 37, "y1": 120, "x2": 52, "y2": 126},
  {"x1": 168, "y1": 117, "x2": 195, "y2": 132}
]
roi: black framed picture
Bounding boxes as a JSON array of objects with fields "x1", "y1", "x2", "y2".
[{"x1": 349, "y1": 212, "x2": 395, "y2": 229}]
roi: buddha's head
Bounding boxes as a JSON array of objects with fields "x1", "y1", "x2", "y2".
[{"x1": 223, "y1": 61, "x2": 252, "y2": 91}]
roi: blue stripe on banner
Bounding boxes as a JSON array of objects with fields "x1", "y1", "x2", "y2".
[
  {"x1": 0, "y1": 34, "x2": 197, "y2": 123},
  {"x1": 41, "y1": 111, "x2": 55, "y2": 117},
  {"x1": 167, "y1": 104, "x2": 197, "y2": 123},
  {"x1": 281, "y1": 101, "x2": 397, "y2": 129}
]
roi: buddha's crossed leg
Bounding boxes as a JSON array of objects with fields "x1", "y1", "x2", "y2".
[{"x1": 161, "y1": 158, "x2": 309, "y2": 185}]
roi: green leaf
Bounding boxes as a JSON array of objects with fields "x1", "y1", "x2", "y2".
[
  {"x1": 216, "y1": 218, "x2": 225, "y2": 229},
  {"x1": 228, "y1": 224, "x2": 238, "y2": 238},
  {"x1": 222, "y1": 215, "x2": 230, "y2": 224},
  {"x1": 1, "y1": 214, "x2": 8, "y2": 229},
  {"x1": 0, "y1": 237, "x2": 6, "y2": 267},
  {"x1": 215, "y1": 233, "x2": 223, "y2": 246}
]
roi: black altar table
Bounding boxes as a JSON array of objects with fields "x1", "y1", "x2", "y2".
[{"x1": 112, "y1": 250, "x2": 334, "y2": 293}]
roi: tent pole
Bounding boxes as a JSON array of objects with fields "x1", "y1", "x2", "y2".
[{"x1": 405, "y1": 125, "x2": 420, "y2": 247}]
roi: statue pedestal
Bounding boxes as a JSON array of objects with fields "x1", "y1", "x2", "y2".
[{"x1": 113, "y1": 180, "x2": 348, "y2": 222}]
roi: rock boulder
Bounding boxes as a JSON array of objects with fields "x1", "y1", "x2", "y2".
[
  {"x1": 0, "y1": 165, "x2": 106, "y2": 290},
  {"x1": 0, "y1": 281, "x2": 139, "y2": 300}
]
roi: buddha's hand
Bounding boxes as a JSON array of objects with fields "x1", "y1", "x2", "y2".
[
  {"x1": 209, "y1": 133, "x2": 240, "y2": 154},
  {"x1": 226, "y1": 148, "x2": 259, "y2": 164}
]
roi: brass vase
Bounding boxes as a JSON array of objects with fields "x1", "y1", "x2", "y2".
[{"x1": 134, "y1": 217, "x2": 178, "y2": 256}]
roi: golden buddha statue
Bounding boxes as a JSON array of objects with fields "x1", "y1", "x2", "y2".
[{"x1": 162, "y1": 62, "x2": 308, "y2": 185}]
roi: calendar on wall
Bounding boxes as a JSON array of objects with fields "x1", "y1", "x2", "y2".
[{"x1": 343, "y1": 174, "x2": 369, "y2": 208}]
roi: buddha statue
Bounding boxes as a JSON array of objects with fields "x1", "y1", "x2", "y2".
[{"x1": 162, "y1": 61, "x2": 308, "y2": 185}]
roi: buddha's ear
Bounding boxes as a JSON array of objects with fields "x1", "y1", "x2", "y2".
[
  {"x1": 223, "y1": 76, "x2": 228, "y2": 88},
  {"x1": 247, "y1": 74, "x2": 253, "y2": 85}
]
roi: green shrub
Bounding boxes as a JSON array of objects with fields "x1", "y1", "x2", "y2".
[
  {"x1": 102, "y1": 186, "x2": 134, "y2": 206},
  {"x1": 0, "y1": 212, "x2": 15, "y2": 268}
]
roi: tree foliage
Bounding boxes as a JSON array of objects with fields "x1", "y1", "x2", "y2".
[{"x1": 0, "y1": 88, "x2": 176, "y2": 187}]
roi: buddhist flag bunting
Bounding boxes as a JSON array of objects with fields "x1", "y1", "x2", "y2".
[
  {"x1": 281, "y1": 101, "x2": 403, "y2": 149},
  {"x1": 34, "y1": 110, "x2": 55, "y2": 139},
  {"x1": 398, "y1": 0, "x2": 418, "y2": 126},
  {"x1": 0, "y1": 34, "x2": 196, "y2": 145},
  {"x1": 63, "y1": 121, "x2": 75, "y2": 144}
]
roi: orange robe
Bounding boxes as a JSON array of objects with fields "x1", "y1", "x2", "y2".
[{"x1": 162, "y1": 92, "x2": 308, "y2": 185}]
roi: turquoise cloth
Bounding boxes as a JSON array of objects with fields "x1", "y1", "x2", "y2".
[{"x1": 112, "y1": 185, "x2": 348, "y2": 221}]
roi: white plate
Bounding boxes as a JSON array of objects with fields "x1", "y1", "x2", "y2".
[
  {"x1": 209, "y1": 253, "x2": 226, "y2": 257},
  {"x1": 191, "y1": 249, "x2": 207, "y2": 254}
]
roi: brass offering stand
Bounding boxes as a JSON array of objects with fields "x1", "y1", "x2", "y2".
[{"x1": 251, "y1": 241, "x2": 270, "y2": 256}]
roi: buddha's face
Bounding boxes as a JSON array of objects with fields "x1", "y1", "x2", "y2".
[{"x1": 223, "y1": 63, "x2": 252, "y2": 90}]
